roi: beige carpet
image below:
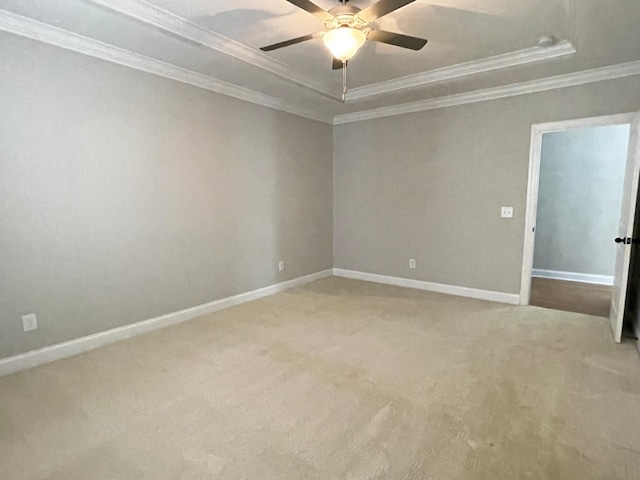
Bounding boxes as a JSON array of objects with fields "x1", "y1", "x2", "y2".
[{"x1": 1, "y1": 277, "x2": 640, "y2": 479}]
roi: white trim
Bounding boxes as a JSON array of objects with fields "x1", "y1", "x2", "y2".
[
  {"x1": 525, "y1": 113, "x2": 635, "y2": 133},
  {"x1": 77, "y1": 0, "x2": 575, "y2": 102},
  {"x1": 0, "y1": 10, "x2": 333, "y2": 124},
  {"x1": 348, "y1": 41, "x2": 576, "y2": 100},
  {"x1": 333, "y1": 268, "x2": 520, "y2": 305},
  {"x1": 610, "y1": 110, "x2": 640, "y2": 343},
  {"x1": 334, "y1": 62, "x2": 640, "y2": 125},
  {"x1": 520, "y1": 124, "x2": 544, "y2": 305},
  {"x1": 0, "y1": 269, "x2": 332, "y2": 378},
  {"x1": 84, "y1": 0, "x2": 339, "y2": 100},
  {"x1": 520, "y1": 113, "x2": 634, "y2": 305},
  {"x1": 3, "y1": 9, "x2": 640, "y2": 124},
  {"x1": 531, "y1": 269, "x2": 614, "y2": 285}
]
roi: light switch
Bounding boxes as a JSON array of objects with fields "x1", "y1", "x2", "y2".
[{"x1": 501, "y1": 206, "x2": 513, "y2": 218}]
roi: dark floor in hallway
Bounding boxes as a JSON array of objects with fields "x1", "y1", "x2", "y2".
[{"x1": 530, "y1": 277, "x2": 611, "y2": 317}]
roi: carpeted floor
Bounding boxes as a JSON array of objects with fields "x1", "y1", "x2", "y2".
[{"x1": 1, "y1": 277, "x2": 640, "y2": 479}]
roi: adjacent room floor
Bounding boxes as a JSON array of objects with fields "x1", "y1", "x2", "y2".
[
  {"x1": 530, "y1": 277, "x2": 612, "y2": 317},
  {"x1": 1, "y1": 277, "x2": 639, "y2": 479}
]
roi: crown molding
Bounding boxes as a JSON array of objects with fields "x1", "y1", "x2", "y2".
[
  {"x1": 334, "y1": 60, "x2": 640, "y2": 124},
  {"x1": 80, "y1": 1, "x2": 578, "y2": 104},
  {"x1": 348, "y1": 40, "x2": 576, "y2": 100},
  {"x1": 0, "y1": 10, "x2": 333, "y2": 124},
  {"x1": 85, "y1": 0, "x2": 340, "y2": 100},
  {"x1": 4, "y1": 7, "x2": 638, "y2": 128}
]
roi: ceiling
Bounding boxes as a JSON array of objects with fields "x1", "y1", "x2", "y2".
[
  {"x1": 148, "y1": 0, "x2": 574, "y2": 86},
  {"x1": 1, "y1": 0, "x2": 639, "y2": 122}
]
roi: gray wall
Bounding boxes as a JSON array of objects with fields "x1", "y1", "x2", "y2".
[
  {"x1": 533, "y1": 125, "x2": 630, "y2": 277},
  {"x1": 0, "y1": 33, "x2": 333, "y2": 359},
  {"x1": 3, "y1": 32, "x2": 640, "y2": 362},
  {"x1": 334, "y1": 77, "x2": 640, "y2": 294}
]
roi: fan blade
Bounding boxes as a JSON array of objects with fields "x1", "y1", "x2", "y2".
[
  {"x1": 367, "y1": 29, "x2": 428, "y2": 50},
  {"x1": 358, "y1": 0, "x2": 417, "y2": 22},
  {"x1": 260, "y1": 33, "x2": 319, "y2": 52},
  {"x1": 332, "y1": 58, "x2": 347, "y2": 70},
  {"x1": 286, "y1": 0, "x2": 334, "y2": 21}
]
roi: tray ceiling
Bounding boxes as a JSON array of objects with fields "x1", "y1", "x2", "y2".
[
  {"x1": 0, "y1": 0, "x2": 639, "y2": 122},
  {"x1": 148, "y1": 0, "x2": 574, "y2": 86}
]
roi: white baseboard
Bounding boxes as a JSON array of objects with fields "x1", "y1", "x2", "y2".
[
  {"x1": 0, "y1": 269, "x2": 332, "y2": 378},
  {"x1": 532, "y1": 268, "x2": 614, "y2": 285},
  {"x1": 333, "y1": 268, "x2": 520, "y2": 305}
]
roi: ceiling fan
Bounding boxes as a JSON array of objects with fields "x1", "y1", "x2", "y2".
[{"x1": 260, "y1": 0, "x2": 428, "y2": 100}]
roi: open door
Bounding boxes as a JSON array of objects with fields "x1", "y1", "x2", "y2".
[{"x1": 610, "y1": 109, "x2": 640, "y2": 342}]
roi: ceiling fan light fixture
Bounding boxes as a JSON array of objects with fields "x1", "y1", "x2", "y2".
[{"x1": 323, "y1": 27, "x2": 366, "y2": 62}]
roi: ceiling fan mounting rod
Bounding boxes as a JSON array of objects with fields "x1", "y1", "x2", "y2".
[{"x1": 342, "y1": 60, "x2": 348, "y2": 102}]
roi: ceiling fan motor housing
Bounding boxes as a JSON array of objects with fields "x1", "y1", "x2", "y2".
[
  {"x1": 260, "y1": 0, "x2": 429, "y2": 73},
  {"x1": 326, "y1": 5, "x2": 368, "y2": 30},
  {"x1": 328, "y1": 5, "x2": 360, "y2": 16}
]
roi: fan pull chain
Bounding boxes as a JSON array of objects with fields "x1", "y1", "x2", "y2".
[{"x1": 342, "y1": 60, "x2": 347, "y2": 102}]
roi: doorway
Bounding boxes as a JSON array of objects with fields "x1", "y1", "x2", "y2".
[
  {"x1": 520, "y1": 113, "x2": 635, "y2": 318},
  {"x1": 530, "y1": 123, "x2": 631, "y2": 316}
]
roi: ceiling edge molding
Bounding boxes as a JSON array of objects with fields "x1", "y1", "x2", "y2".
[
  {"x1": 348, "y1": 40, "x2": 576, "y2": 100},
  {"x1": 334, "y1": 60, "x2": 640, "y2": 125},
  {"x1": 0, "y1": 10, "x2": 332, "y2": 124},
  {"x1": 85, "y1": 0, "x2": 340, "y2": 100}
]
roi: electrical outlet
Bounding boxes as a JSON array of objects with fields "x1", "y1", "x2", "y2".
[
  {"x1": 22, "y1": 313, "x2": 38, "y2": 332},
  {"x1": 501, "y1": 206, "x2": 514, "y2": 218},
  {"x1": 409, "y1": 259, "x2": 416, "y2": 269},
  {"x1": 278, "y1": 260, "x2": 285, "y2": 272}
]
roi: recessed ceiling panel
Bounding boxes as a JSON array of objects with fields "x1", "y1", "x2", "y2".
[
  {"x1": 3, "y1": 0, "x2": 639, "y2": 119},
  {"x1": 144, "y1": 0, "x2": 575, "y2": 87}
]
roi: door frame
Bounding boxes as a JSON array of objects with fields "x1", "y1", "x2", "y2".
[{"x1": 519, "y1": 112, "x2": 635, "y2": 305}]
